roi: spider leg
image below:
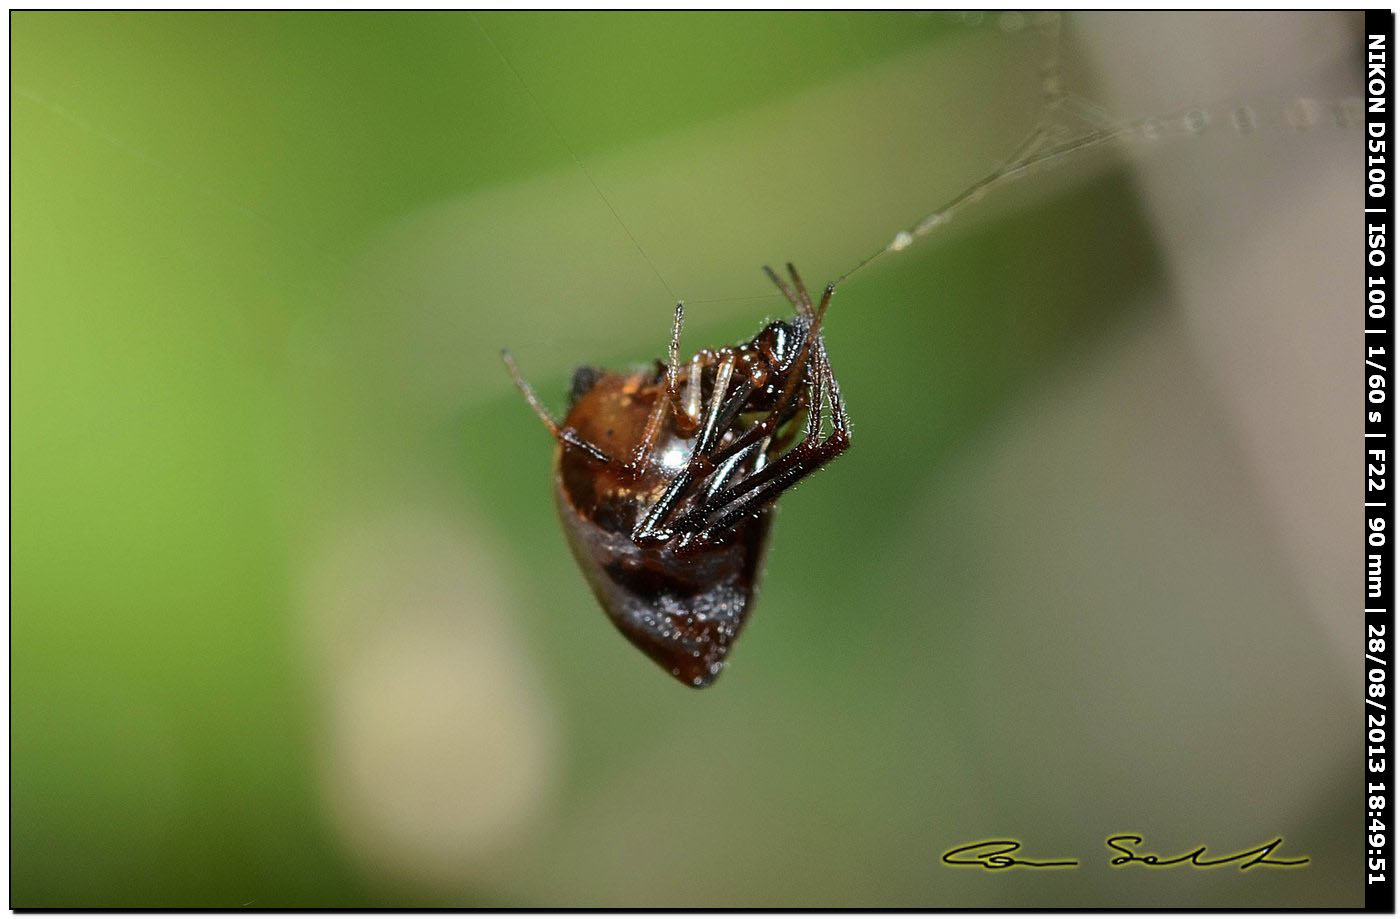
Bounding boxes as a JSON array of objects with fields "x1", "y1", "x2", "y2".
[
  {"x1": 807, "y1": 332, "x2": 850, "y2": 444},
  {"x1": 673, "y1": 371, "x2": 816, "y2": 554},
  {"x1": 632, "y1": 350, "x2": 740, "y2": 542},
  {"x1": 703, "y1": 378, "x2": 756, "y2": 453},
  {"x1": 637, "y1": 270, "x2": 842, "y2": 546},
  {"x1": 674, "y1": 330, "x2": 850, "y2": 544},
  {"x1": 665, "y1": 302, "x2": 693, "y2": 423},
  {"x1": 674, "y1": 442, "x2": 764, "y2": 553},
  {"x1": 696, "y1": 352, "x2": 736, "y2": 454},
  {"x1": 763, "y1": 264, "x2": 806, "y2": 316},
  {"x1": 785, "y1": 262, "x2": 815, "y2": 320},
  {"x1": 698, "y1": 441, "x2": 761, "y2": 505},
  {"x1": 628, "y1": 303, "x2": 686, "y2": 470},
  {"x1": 707, "y1": 282, "x2": 833, "y2": 470},
  {"x1": 692, "y1": 430, "x2": 850, "y2": 543},
  {"x1": 801, "y1": 354, "x2": 825, "y2": 442},
  {"x1": 501, "y1": 349, "x2": 612, "y2": 464},
  {"x1": 679, "y1": 351, "x2": 705, "y2": 427}
]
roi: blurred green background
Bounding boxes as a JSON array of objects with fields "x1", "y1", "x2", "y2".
[{"x1": 13, "y1": 10, "x2": 1362, "y2": 907}]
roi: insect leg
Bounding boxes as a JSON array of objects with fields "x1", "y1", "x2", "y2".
[{"x1": 501, "y1": 349, "x2": 613, "y2": 464}]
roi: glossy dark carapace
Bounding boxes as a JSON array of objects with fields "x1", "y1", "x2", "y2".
[{"x1": 502, "y1": 264, "x2": 850, "y2": 687}]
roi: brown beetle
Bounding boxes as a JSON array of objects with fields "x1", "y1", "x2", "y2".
[{"x1": 502, "y1": 264, "x2": 850, "y2": 687}]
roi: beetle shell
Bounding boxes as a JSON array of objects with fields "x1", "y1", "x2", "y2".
[{"x1": 553, "y1": 367, "x2": 771, "y2": 687}]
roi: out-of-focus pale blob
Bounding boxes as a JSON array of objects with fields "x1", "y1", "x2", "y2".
[{"x1": 299, "y1": 505, "x2": 556, "y2": 894}]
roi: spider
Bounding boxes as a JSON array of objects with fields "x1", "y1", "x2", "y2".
[{"x1": 502, "y1": 263, "x2": 850, "y2": 687}]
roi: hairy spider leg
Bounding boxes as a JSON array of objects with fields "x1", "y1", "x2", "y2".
[
  {"x1": 501, "y1": 348, "x2": 613, "y2": 464},
  {"x1": 665, "y1": 303, "x2": 697, "y2": 427},
  {"x1": 631, "y1": 468, "x2": 694, "y2": 544},
  {"x1": 634, "y1": 265, "x2": 837, "y2": 545},
  {"x1": 655, "y1": 274, "x2": 833, "y2": 548},
  {"x1": 630, "y1": 348, "x2": 744, "y2": 543},
  {"x1": 699, "y1": 352, "x2": 737, "y2": 452},
  {"x1": 705, "y1": 278, "x2": 833, "y2": 471},
  {"x1": 697, "y1": 441, "x2": 762, "y2": 505},
  {"x1": 674, "y1": 364, "x2": 819, "y2": 553},
  {"x1": 800, "y1": 345, "x2": 827, "y2": 443},
  {"x1": 702, "y1": 377, "x2": 758, "y2": 455},
  {"x1": 680, "y1": 351, "x2": 705, "y2": 424},
  {"x1": 763, "y1": 265, "x2": 809, "y2": 320},
  {"x1": 783, "y1": 262, "x2": 817, "y2": 321},
  {"x1": 672, "y1": 316, "x2": 847, "y2": 537},
  {"x1": 628, "y1": 302, "x2": 687, "y2": 471},
  {"x1": 682, "y1": 333, "x2": 850, "y2": 543}
]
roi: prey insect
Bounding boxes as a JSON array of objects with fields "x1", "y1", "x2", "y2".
[{"x1": 502, "y1": 264, "x2": 850, "y2": 687}]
